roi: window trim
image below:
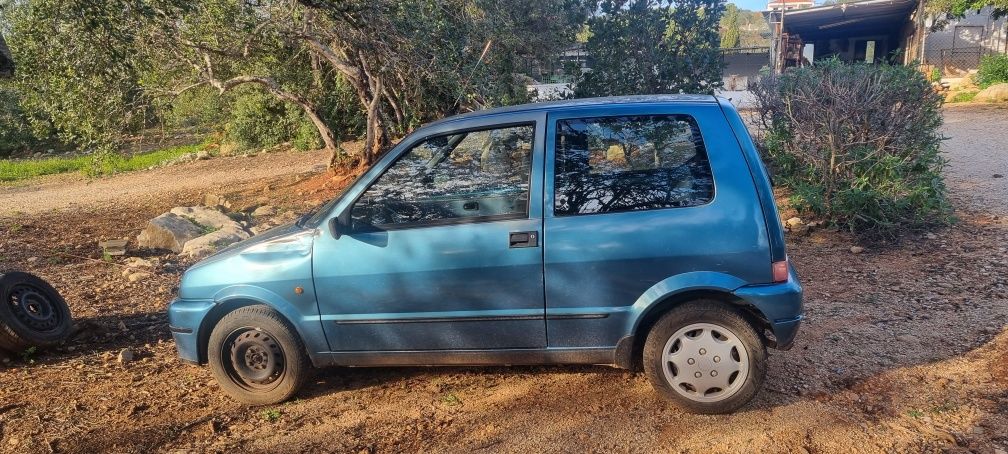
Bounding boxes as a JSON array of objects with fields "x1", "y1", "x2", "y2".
[
  {"x1": 551, "y1": 113, "x2": 716, "y2": 218},
  {"x1": 347, "y1": 121, "x2": 538, "y2": 232}
]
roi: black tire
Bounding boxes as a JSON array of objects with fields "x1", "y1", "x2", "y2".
[
  {"x1": 0, "y1": 272, "x2": 73, "y2": 353},
  {"x1": 207, "y1": 305, "x2": 311, "y2": 406},
  {"x1": 642, "y1": 300, "x2": 766, "y2": 414}
]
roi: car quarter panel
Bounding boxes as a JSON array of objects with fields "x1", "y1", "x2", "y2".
[{"x1": 543, "y1": 103, "x2": 773, "y2": 348}]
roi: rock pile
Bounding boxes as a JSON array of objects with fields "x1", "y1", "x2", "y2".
[{"x1": 137, "y1": 205, "x2": 251, "y2": 258}]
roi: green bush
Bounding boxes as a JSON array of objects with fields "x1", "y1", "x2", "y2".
[
  {"x1": 750, "y1": 59, "x2": 950, "y2": 235},
  {"x1": 947, "y1": 90, "x2": 978, "y2": 103},
  {"x1": 226, "y1": 89, "x2": 301, "y2": 150},
  {"x1": 0, "y1": 87, "x2": 47, "y2": 158},
  {"x1": 976, "y1": 54, "x2": 1008, "y2": 88}
]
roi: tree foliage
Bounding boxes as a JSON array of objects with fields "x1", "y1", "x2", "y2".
[
  {"x1": 1, "y1": 0, "x2": 588, "y2": 167},
  {"x1": 928, "y1": 0, "x2": 1008, "y2": 19},
  {"x1": 574, "y1": 0, "x2": 725, "y2": 97},
  {"x1": 720, "y1": 3, "x2": 740, "y2": 49}
]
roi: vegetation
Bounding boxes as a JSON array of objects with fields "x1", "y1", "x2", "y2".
[
  {"x1": 0, "y1": 142, "x2": 207, "y2": 182},
  {"x1": 928, "y1": 0, "x2": 1008, "y2": 19},
  {"x1": 947, "y1": 90, "x2": 979, "y2": 103},
  {"x1": 575, "y1": 0, "x2": 724, "y2": 97},
  {"x1": 976, "y1": 54, "x2": 1008, "y2": 88},
  {"x1": 0, "y1": 0, "x2": 589, "y2": 171},
  {"x1": 720, "y1": 4, "x2": 741, "y2": 49},
  {"x1": 750, "y1": 60, "x2": 950, "y2": 235}
]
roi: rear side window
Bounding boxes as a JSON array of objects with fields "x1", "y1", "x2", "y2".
[{"x1": 553, "y1": 114, "x2": 714, "y2": 216}]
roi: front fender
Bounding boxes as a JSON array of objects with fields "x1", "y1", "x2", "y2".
[{"x1": 209, "y1": 285, "x2": 330, "y2": 361}]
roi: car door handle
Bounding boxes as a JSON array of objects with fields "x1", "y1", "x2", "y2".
[{"x1": 509, "y1": 231, "x2": 539, "y2": 248}]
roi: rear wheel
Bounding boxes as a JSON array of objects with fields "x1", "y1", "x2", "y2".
[
  {"x1": 0, "y1": 272, "x2": 73, "y2": 352},
  {"x1": 208, "y1": 305, "x2": 310, "y2": 406},
  {"x1": 643, "y1": 300, "x2": 766, "y2": 414}
]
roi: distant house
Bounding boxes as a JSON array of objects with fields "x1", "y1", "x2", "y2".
[
  {"x1": 765, "y1": 0, "x2": 1007, "y2": 76},
  {"x1": 923, "y1": 7, "x2": 1008, "y2": 76},
  {"x1": 0, "y1": 34, "x2": 13, "y2": 78}
]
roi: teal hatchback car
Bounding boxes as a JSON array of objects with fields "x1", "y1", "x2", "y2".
[{"x1": 168, "y1": 95, "x2": 802, "y2": 414}]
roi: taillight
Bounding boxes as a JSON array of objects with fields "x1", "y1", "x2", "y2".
[{"x1": 772, "y1": 259, "x2": 789, "y2": 283}]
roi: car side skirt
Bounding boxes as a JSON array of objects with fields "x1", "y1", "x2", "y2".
[{"x1": 316, "y1": 347, "x2": 619, "y2": 368}]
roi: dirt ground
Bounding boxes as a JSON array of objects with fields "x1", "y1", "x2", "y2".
[{"x1": 1, "y1": 105, "x2": 1007, "y2": 453}]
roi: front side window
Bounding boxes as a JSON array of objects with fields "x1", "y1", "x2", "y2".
[
  {"x1": 351, "y1": 124, "x2": 535, "y2": 229},
  {"x1": 554, "y1": 115, "x2": 714, "y2": 216}
]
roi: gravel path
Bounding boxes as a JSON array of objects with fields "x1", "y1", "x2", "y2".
[
  {"x1": 941, "y1": 104, "x2": 1008, "y2": 216},
  {"x1": 0, "y1": 149, "x2": 328, "y2": 216}
]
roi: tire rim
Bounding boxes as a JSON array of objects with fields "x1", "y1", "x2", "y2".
[
  {"x1": 661, "y1": 322, "x2": 750, "y2": 403},
  {"x1": 8, "y1": 284, "x2": 61, "y2": 332},
  {"x1": 222, "y1": 328, "x2": 286, "y2": 392}
]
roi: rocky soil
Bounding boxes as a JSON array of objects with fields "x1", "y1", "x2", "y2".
[{"x1": 0, "y1": 107, "x2": 1007, "y2": 453}]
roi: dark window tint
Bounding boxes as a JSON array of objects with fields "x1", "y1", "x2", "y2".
[
  {"x1": 351, "y1": 124, "x2": 534, "y2": 228},
  {"x1": 554, "y1": 115, "x2": 714, "y2": 216}
]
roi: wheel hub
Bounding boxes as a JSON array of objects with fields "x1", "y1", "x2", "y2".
[
  {"x1": 8, "y1": 284, "x2": 60, "y2": 331},
  {"x1": 662, "y1": 322, "x2": 749, "y2": 403},
  {"x1": 229, "y1": 330, "x2": 285, "y2": 386}
]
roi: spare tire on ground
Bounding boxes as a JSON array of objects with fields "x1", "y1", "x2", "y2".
[{"x1": 0, "y1": 271, "x2": 73, "y2": 352}]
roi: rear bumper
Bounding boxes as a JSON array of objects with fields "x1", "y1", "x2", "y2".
[
  {"x1": 167, "y1": 298, "x2": 216, "y2": 364},
  {"x1": 733, "y1": 265, "x2": 804, "y2": 350}
]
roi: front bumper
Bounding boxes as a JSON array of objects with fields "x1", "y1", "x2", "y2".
[
  {"x1": 733, "y1": 265, "x2": 804, "y2": 350},
  {"x1": 167, "y1": 298, "x2": 216, "y2": 364}
]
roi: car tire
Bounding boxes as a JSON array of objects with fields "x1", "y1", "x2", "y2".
[
  {"x1": 643, "y1": 300, "x2": 766, "y2": 414},
  {"x1": 208, "y1": 305, "x2": 311, "y2": 406},
  {"x1": 0, "y1": 272, "x2": 73, "y2": 353}
]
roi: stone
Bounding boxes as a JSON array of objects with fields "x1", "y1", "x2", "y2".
[
  {"x1": 118, "y1": 348, "x2": 135, "y2": 364},
  {"x1": 196, "y1": 150, "x2": 211, "y2": 160},
  {"x1": 137, "y1": 213, "x2": 203, "y2": 253},
  {"x1": 181, "y1": 225, "x2": 251, "y2": 258},
  {"x1": 974, "y1": 83, "x2": 1008, "y2": 103},
  {"x1": 252, "y1": 205, "x2": 276, "y2": 217},
  {"x1": 170, "y1": 206, "x2": 235, "y2": 230},
  {"x1": 926, "y1": 232, "x2": 937, "y2": 240},
  {"x1": 785, "y1": 217, "x2": 804, "y2": 229},
  {"x1": 850, "y1": 246, "x2": 864, "y2": 254},
  {"x1": 203, "y1": 193, "x2": 233, "y2": 210},
  {"x1": 127, "y1": 272, "x2": 151, "y2": 283},
  {"x1": 123, "y1": 257, "x2": 153, "y2": 269},
  {"x1": 99, "y1": 239, "x2": 128, "y2": 256}
]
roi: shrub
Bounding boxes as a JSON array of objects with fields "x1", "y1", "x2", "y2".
[
  {"x1": 225, "y1": 89, "x2": 301, "y2": 150},
  {"x1": 947, "y1": 90, "x2": 978, "y2": 103},
  {"x1": 0, "y1": 87, "x2": 46, "y2": 158},
  {"x1": 750, "y1": 59, "x2": 950, "y2": 235},
  {"x1": 976, "y1": 54, "x2": 1008, "y2": 88}
]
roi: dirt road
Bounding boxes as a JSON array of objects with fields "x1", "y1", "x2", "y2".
[
  {"x1": 0, "y1": 107, "x2": 1006, "y2": 453},
  {"x1": 0, "y1": 149, "x2": 328, "y2": 216}
]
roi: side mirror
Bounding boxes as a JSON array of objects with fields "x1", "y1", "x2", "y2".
[{"x1": 328, "y1": 215, "x2": 347, "y2": 239}]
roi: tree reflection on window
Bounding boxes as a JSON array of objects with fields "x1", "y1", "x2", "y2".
[
  {"x1": 554, "y1": 115, "x2": 714, "y2": 216},
  {"x1": 352, "y1": 124, "x2": 535, "y2": 229}
]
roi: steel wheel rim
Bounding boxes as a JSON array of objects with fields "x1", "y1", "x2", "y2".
[
  {"x1": 661, "y1": 322, "x2": 749, "y2": 403},
  {"x1": 8, "y1": 284, "x2": 61, "y2": 332},
  {"x1": 223, "y1": 327, "x2": 286, "y2": 392}
]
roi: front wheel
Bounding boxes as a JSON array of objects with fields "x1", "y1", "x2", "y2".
[
  {"x1": 643, "y1": 300, "x2": 766, "y2": 414},
  {"x1": 207, "y1": 305, "x2": 311, "y2": 406}
]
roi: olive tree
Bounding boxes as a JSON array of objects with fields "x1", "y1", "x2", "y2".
[{"x1": 574, "y1": 0, "x2": 725, "y2": 97}]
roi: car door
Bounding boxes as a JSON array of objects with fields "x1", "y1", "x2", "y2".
[
  {"x1": 542, "y1": 105, "x2": 772, "y2": 349},
  {"x1": 312, "y1": 112, "x2": 547, "y2": 352}
]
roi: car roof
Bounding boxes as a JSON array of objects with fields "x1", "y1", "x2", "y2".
[{"x1": 424, "y1": 94, "x2": 719, "y2": 129}]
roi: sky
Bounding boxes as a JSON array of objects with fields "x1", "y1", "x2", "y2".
[{"x1": 728, "y1": 0, "x2": 770, "y2": 11}]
